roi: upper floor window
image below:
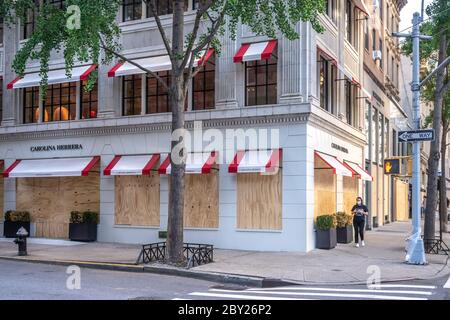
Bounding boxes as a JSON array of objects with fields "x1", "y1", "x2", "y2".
[
  {"x1": 379, "y1": 0, "x2": 383, "y2": 23},
  {"x1": 245, "y1": 53, "x2": 278, "y2": 106},
  {"x1": 22, "y1": 0, "x2": 40, "y2": 40},
  {"x1": 146, "y1": 0, "x2": 189, "y2": 17},
  {"x1": 192, "y1": 55, "x2": 215, "y2": 110},
  {"x1": 147, "y1": 71, "x2": 171, "y2": 114},
  {"x1": 44, "y1": 82, "x2": 77, "y2": 122},
  {"x1": 379, "y1": 39, "x2": 383, "y2": 69},
  {"x1": 324, "y1": 0, "x2": 337, "y2": 24},
  {"x1": 372, "y1": 29, "x2": 376, "y2": 51},
  {"x1": 344, "y1": 78, "x2": 357, "y2": 127},
  {"x1": 317, "y1": 53, "x2": 337, "y2": 114},
  {"x1": 123, "y1": 0, "x2": 143, "y2": 22},
  {"x1": 49, "y1": 0, "x2": 65, "y2": 9},
  {"x1": 386, "y1": 4, "x2": 390, "y2": 29},
  {"x1": 364, "y1": 19, "x2": 369, "y2": 50},
  {"x1": 123, "y1": 75, "x2": 142, "y2": 116},
  {"x1": 345, "y1": 0, "x2": 352, "y2": 43},
  {"x1": 81, "y1": 81, "x2": 98, "y2": 119},
  {"x1": 0, "y1": 18, "x2": 3, "y2": 45},
  {"x1": 23, "y1": 86, "x2": 40, "y2": 124}
]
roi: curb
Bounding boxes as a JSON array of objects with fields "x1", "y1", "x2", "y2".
[{"x1": 0, "y1": 256, "x2": 265, "y2": 288}]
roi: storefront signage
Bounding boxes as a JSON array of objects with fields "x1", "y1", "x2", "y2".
[
  {"x1": 30, "y1": 144, "x2": 83, "y2": 152},
  {"x1": 331, "y1": 143, "x2": 349, "y2": 154}
]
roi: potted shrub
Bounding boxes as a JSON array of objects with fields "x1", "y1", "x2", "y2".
[
  {"x1": 4, "y1": 211, "x2": 31, "y2": 238},
  {"x1": 315, "y1": 214, "x2": 337, "y2": 249},
  {"x1": 69, "y1": 211, "x2": 99, "y2": 242},
  {"x1": 336, "y1": 211, "x2": 353, "y2": 244}
]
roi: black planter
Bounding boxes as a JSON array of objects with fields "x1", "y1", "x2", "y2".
[
  {"x1": 337, "y1": 225, "x2": 353, "y2": 244},
  {"x1": 3, "y1": 221, "x2": 30, "y2": 238},
  {"x1": 69, "y1": 223, "x2": 97, "y2": 242},
  {"x1": 316, "y1": 228, "x2": 337, "y2": 249}
]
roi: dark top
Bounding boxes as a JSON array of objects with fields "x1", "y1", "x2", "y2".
[{"x1": 351, "y1": 204, "x2": 369, "y2": 217}]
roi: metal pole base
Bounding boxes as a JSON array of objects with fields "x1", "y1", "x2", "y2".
[{"x1": 406, "y1": 238, "x2": 427, "y2": 265}]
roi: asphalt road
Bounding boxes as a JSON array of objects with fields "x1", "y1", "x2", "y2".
[{"x1": 0, "y1": 259, "x2": 449, "y2": 300}]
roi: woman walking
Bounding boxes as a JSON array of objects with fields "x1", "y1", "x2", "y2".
[{"x1": 351, "y1": 197, "x2": 369, "y2": 247}]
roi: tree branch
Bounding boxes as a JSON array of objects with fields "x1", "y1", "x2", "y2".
[
  {"x1": 99, "y1": 36, "x2": 169, "y2": 92},
  {"x1": 143, "y1": 0, "x2": 174, "y2": 62}
]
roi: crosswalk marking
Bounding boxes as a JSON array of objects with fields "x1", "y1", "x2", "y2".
[
  {"x1": 189, "y1": 292, "x2": 313, "y2": 300},
  {"x1": 246, "y1": 286, "x2": 432, "y2": 296},
  {"x1": 206, "y1": 288, "x2": 428, "y2": 300},
  {"x1": 444, "y1": 276, "x2": 450, "y2": 289}
]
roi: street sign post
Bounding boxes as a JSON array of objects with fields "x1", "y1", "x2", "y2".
[{"x1": 398, "y1": 129, "x2": 435, "y2": 143}]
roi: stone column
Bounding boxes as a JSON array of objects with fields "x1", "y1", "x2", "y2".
[
  {"x1": 215, "y1": 18, "x2": 238, "y2": 109},
  {"x1": 279, "y1": 22, "x2": 305, "y2": 104},
  {"x1": 1, "y1": 18, "x2": 19, "y2": 126},
  {"x1": 97, "y1": 60, "x2": 120, "y2": 118}
]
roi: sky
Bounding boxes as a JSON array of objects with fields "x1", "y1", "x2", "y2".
[{"x1": 399, "y1": 0, "x2": 433, "y2": 31}]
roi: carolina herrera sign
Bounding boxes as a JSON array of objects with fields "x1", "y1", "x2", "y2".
[{"x1": 30, "y1": 144, "x2": 83, "y2": 152}]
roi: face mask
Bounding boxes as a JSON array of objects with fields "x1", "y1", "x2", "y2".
[{"x1": 357, "y1": 201, "x2": 362, "y2": 205}]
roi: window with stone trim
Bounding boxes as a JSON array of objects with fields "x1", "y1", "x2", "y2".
[
  {"x1": 23, "y1": 87, "x2": 40, "y2": 124},
  {"x1": 245, "y1": 53, "x2": 278, "y2": 106},
  {"x1": 344, "y1": 77, "x2": 357, "y2": 127},
  {"x1": 81, "y1": 81, "x2": 98, "y2": 119},
  {"x1": 0, "y1": 17, "x2": 3, "y2": 45},
  {"x1": 192, "y1": 54, "x2": 215, "y2": 110},
  {"x1": 123, "y1": 0, "x2": 143, "y2": 22},
  {"x1": 317, "y1": 53, "x2": 337, "y2": 113},
  {"x1": 146, "y1": 71, "x2": 171, "y2": 114},
  {"x1": 123, "y1": 75, "x2": 142, "y2": 116},
  {"x1": 0, "y1": 78, "x2": 3, "y2": 124},
  {"x1": 146, "y1": 0, "x2": 189, "y2": 17},
  {"x1": 22, "y1": 0, "x2": 40, "y2": 40},
  {"x1": 44, "y1": 82, "x2": 77, "y2": 122}
]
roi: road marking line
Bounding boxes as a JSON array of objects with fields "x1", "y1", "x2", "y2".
[
  {"x1": 246, "y1": 287, "x2": 432, "y2": 295},
  {"x1": 209, "y1": 289, "x2": 427, "y2": 300},
  {"x1": 444, "y1": 276, "x2": 450, "y2": 289},
  {"x1": 172, "y1": 298, "x2": 193, "y2": 300},
  {"x1": 189, "y1": 292, "x2": 313, "y2": 300}
]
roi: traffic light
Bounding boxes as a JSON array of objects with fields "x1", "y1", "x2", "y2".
[{"x1": 384, "y1": 159, "x2": 400, "y2": 175}]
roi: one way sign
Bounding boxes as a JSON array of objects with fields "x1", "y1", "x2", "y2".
[{"x1": 398, "y1": 129, "x2": 435, "y2": 143}]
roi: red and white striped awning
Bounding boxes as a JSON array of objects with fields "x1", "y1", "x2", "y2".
[
  {"x1": 108, "y1": 49, "x2": 214, "y2": 77},
  {"x1": 337, "y1": 64, "x2": 361, "y2": 87},
  {"x1": 228, "y1": 149, "x2": 281, "y2": 173},
  {"x1": 104, "y1": 154, "x2": 160, "y2": 176},
  {"x1": 233, "y1": 40, "x2": 278, "y2": 63},
  {"x1": 353, "y1": 0, "x2": 370, "y2": 16},
  {"x1": 344, "y1": 161, "x2": 373, "y2": 181},
  {"x1": 315, "y1": 151, "x2": 353, "y2": 177},
  {"x1": 7, "y1": 64, "x2": 97, "y2": 90},
  {"x1": 3, "y1": 157, "x2": 100, "y2": 178},
  {"x1": 317, "y1": 45, "x2": 338, "y2": 66},
  {"x1": 158, "y1": 152, "x2": 218, "y2": 174}
]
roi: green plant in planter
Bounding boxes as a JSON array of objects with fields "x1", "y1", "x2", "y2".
[
  {"x1": 70, "y1": 211, "x2": 99, "y2": 224},
  {"x1": 336, "y1": 211, "x2": 353, "y2": 228},
  {"x1": 4, "y1": 210, "x2": 31, "y2": 222},
  {"x1": 316, "y1": 214, "x2": 337, "y2": 231}
]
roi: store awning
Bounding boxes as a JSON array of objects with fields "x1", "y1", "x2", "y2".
[
  {"x1": 233, "y1": 40, "x2": 278, "y2": 63},
  {"x1": 353, "y1": 0, "x2": 370, "y2": 16},
  {"x1": 158, "y1": 152, "x2": 218, "y2": 174},
  {"x1": 108, "y1": 49, "x2": 215, "y2": 77},
  {"x1": 314, "y1": 151, "x2": 353, "y2": 177},
  {"x1": 3, "y1": 157, "x2": 100, "y2": 178},
  {"x1": 228, "y1": 149, "x2": 281, "y2": 173},
  {"x1": 7, "y1": 64, "x2": 97, "y2": 90},
  {"x1": 344, "y1": 161, "x2": 373, "y2": 181},
  {"x1": 104, "y1": 154, "x2": 160, "y2": 176}
]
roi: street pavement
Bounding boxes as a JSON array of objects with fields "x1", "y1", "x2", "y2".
[{"x1": 0, "y1": 259, "x2": 449, "y2": 300}]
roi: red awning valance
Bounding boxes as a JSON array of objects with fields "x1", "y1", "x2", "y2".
[
  {"x1": 344, "y1": 161, "x2": 373, "y2": 181},
  {"x1": 228, "y1": 149, "x2": 281, "y2": 173},
  {"x1": 104, "y1": 154, "x2": 160, "y2": 176},
  {"x1": 3, "y1": 157, "x2": 100, "y2": 178},
  {"x1": 233, "y1": 40, "x2": 277, "y2": 63},
  {"x1": 158, "y1": 152, "x2": 218, "y2": 174},
  {"x1": 315, "y1": 151, "x2": 353, "y2": 177}
]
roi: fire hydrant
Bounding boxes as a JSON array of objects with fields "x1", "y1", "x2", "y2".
[{"x1": 14, "y1": 227, "x2": 29, "y2": 256}]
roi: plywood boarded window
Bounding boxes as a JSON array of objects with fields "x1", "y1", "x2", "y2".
[
  {"x1": 236, "y1": 170, "x2": 282, "y2": 230},
  {"x1": 115, "y1": 173, "x2": 160, "y2": 226},
  {"x1": 183, "y1": 171, "x2": 219, "y2": 228},
  {"x1": 343, "y1": 176, "x2": 359, "y2": 214},
  {"x1": 16, "y1": 168, "x2": 100, "y2": 239},
  {"x1": 394, "y1": 178, "x2": 409, "y2": 222},
  {"x1": 314, "y1": 155, "x2": 336, "y2": 218}
]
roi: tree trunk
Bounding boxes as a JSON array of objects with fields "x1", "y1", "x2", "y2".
[
  {"x1": 424, "y1": 33, "x2": 447, "y2": 246},
  {"x1": 440, "y1": 123, "x2": 448, "y2": 233},
  {"x1": 166, "y1": 0, "x2": 186, "y2": 264}
]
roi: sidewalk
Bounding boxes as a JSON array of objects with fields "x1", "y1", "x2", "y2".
[{"x1": 0, "y1": 221, "x2": 449, "y2": 285}]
